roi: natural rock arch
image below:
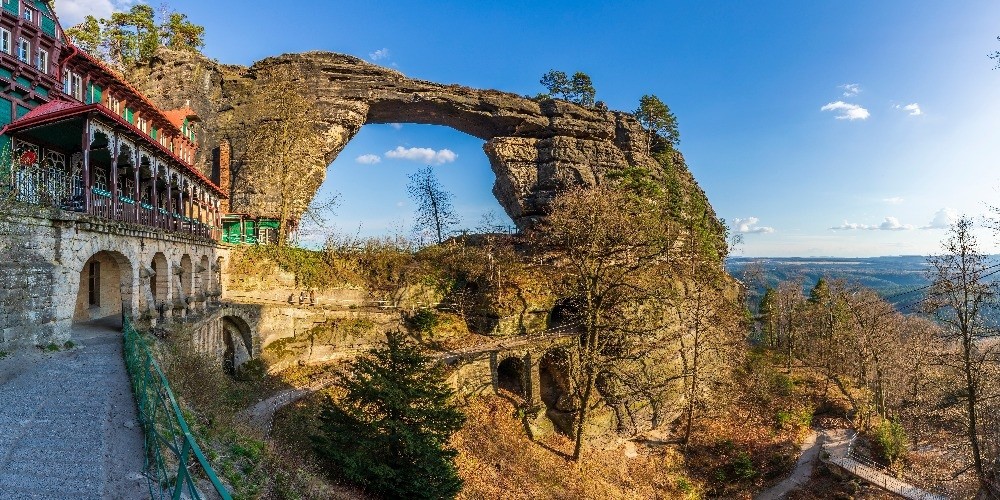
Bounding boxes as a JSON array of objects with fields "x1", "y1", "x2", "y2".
[{"x1": 131, "y1": 49, "x2": 718, "y2": 230}]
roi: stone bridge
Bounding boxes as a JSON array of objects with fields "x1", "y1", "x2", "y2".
[{"x1": 443, "y1": 331, "x2": 579, "y2": 435}]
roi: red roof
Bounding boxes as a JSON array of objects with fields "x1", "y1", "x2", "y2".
[
  {"x1": 163, "y1": 107, "x2": 199, "y2": 129},
  {"x1": 0, "y1": 100, "x2": 227, "y2": 197}
]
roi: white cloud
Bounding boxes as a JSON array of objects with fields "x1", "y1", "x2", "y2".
[
  {"x1": 840, "y1": 83, "x2": 861, "y2": 97},
  {"x1": 831, "y1": 216, "x2": 913, "y2": 231},
  {"x1": 389, "y1": 123, "x2": 403, "y2": 130},
  {"x1": 921, "y1": 208, "x2": 958, "y2": 229},
  {"x1": 355, "y1": 154, "x2": 381, "y2": 165},
  {"x1": 369, "y1": 48, "x2": 390, "y2": 61},
  {"x1": 882, "y1": 197, "x2": 904, "y2": 205},
  {"x1": 385, "y1": 146, "x2": 457, "y2": 165},
  {"x1": 55, "y1": 0, "x2": 135, "y2": 26},
  {"x1": 893, "y1": 103, "x2": 923, "y2": 116},
  {"x1": 878, "y1": 217, "x2": 913, "y2": 231},
  {"x1": 821, "y1": 101, "x2": 870, "y2": 121},
  {"x1": 732, "y1": 217, "x2": 775, "y2": 234}
]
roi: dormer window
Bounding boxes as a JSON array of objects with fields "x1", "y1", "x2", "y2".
[
  {"x1": 22, "y1": 8, "x2": 32, "y2": 23},
  {"x1": 17, "y1": 38, "x2": 29, "y2": 63}
]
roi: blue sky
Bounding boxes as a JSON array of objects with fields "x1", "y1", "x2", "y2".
[{"x1": 56, "y1": 0, "x2": 1000, "y2": 256}]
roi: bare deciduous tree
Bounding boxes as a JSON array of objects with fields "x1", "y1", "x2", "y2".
[{"x1": 407, "y1": 166, "x2": 458, "y2": 245}]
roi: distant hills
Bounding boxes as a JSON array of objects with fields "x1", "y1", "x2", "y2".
[{"x1": 725, "y1": 256, "x2": 932, "y2": 311}]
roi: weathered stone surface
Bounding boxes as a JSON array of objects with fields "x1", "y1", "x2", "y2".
[{"x1": 130, "y1": 49, "x2": 717, "y2": 229}]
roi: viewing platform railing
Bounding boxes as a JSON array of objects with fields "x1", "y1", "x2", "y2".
[{"x1": 122, "y1": 316, "x2": 232, "y2": 500}]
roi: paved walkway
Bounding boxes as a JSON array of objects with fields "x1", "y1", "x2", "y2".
[
  {"x1": 755, "y1": 429, "x2": 824, "y2": 500},
  {"x1": 0, "y1": 322, "x2": 147, "y2": 499}
]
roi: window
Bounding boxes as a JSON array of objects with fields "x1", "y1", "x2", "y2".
[
  {"x1": 36, "y1": 48, "x2": 47, "y2": 74},
  {"x1": 137, "y1": 117, "x2": 147, "y2": 133},
  {"x1": 69, "y1": 73, "x2": 82, "y2": 100},
  {"x1": 22, "y1": 7, "x2": 32, "y2": 23},
  {"x1": 109, "y1": 95, "x2": 120, "y2": 114},
  {"x1": 88, "y1": 261, "x2": 101, "y2": 306},
  {"x1": 17, "y1": 38, "x2": 29, "y2": 63},
  {"x1": 0, "y1": 28, "x2": 10, "y2": 55}
]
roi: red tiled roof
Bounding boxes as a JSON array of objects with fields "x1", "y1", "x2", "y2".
[
  {"x1": 0, "y1": 100, "x2": 227, "y2": 197},
  {"x1": 163, "y1": 107, "x2": 199, "y2": 129}
]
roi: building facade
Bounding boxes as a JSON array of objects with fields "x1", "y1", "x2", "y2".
[{"x1": 0, "y1": 0, "x2": 225, "y2": 240}]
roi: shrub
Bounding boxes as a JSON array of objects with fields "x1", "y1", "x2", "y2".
[
  {"x1": 872, "y1": 418, "x2": 908, "y2": 464},
  {"x1": 408, "y1": 308, "x2": 439, "y2": 335},
  {"x1": 730, "y1": 452, "x2": 757, "y2": 481}
]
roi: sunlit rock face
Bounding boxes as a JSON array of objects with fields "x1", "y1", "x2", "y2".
[{"x1": 132, "y1": 49, "x2": 711, "y2": 229}]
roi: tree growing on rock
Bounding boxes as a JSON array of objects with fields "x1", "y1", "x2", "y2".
[
  {"x1": 65, "y1": 5, "x2": 205, "y2": 71},
  {"x1": 222, "y1": 65, "x2": 328, "y2": 243},
  {"x1": 538, "y1": 70, "x2": 596, "y2": 107},
  {"x1": 532, "y1": 185, "x2": 696, "y2": 460},
  {"x1": 408, "y1": 166, "x2": 459, "y2": 245},
  {"x1": 634, "y1": 94, "x2": 680, "y2": 156},
  {"x1": 312, "y1": 331, "x2": 465, "y2": 499}
]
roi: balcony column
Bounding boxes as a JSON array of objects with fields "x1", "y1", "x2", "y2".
[
  {"x1": 109, "y1": 133, "x2": 121, "y2": 217},
  {"x1": 81, "y1": 118, "x2": 92, "y2": 212},
  {"x1": 151, "y1": 161, "x2": 159, "y2": 227},
  {"x1": 133, "y1": 149, "x2": 141, "y2": 220},
  {"x1": 165, "y1": 168, "x2": 173, "y2": 230}
]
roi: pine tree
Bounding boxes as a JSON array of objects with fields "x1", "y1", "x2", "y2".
[{"x1": 312, "y1": 331, "x2": 466, "y2": 499}]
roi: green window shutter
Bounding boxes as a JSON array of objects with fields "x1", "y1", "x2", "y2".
[
  {"x1": 0, "y1": 66, "x2": 12, "y2": 80},
  {"x1": 86, "y1": 83, "x2": 102, "y2": 105},
  {"x1": 16, "y1": 104, "x2": 29, "y2": 118},
  {"x1": 40, "y1": 15, "x2": 55, "y2": 37},
  {"x1": 0, "y1": 97, "x2": 12, "y2": 126},
  {"x1": 34, "y1": 86, "x2": 48, "y2": 98},
  {"x1": 125, "y1": 107, "x2": 134, "y2": 123},
  {"x1": 15, "y1": 76, "x2": 30, "y2": 89},
  {"x1": 151, "y1": 127, "x2": 158, "y2": 139}
]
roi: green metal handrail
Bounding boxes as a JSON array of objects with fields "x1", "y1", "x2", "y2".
[{"x1": 122, "y1": 316, "x2": 232, "y2": 500}]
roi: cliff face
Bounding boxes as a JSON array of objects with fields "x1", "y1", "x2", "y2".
[{"x1": 130, "y1": 48, "x2": 716, "y2": 232}]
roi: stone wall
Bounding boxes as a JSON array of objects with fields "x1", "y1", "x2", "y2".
[{"x1": 0, "y1": 207, "x2": 227, "y2": 348}]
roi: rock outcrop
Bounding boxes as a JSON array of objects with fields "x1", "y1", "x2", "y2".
[{"x1": 131, "y1": 49, "x2": 713, "y2": 229}]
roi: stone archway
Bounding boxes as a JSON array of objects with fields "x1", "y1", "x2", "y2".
[
  {"x1": 222, "y1": 315, "x2": 253, "y2": 376},
  {"x1": 496, "y1": 356, "x2": 526, "y2": 397},
  {"x1": 133, "y1": 50, "x2": 712, "y2": 231},
  {"x1": 73, "y1": 250, "x2": 133, "y2": 328}
]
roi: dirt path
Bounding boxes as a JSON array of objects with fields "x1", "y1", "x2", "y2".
[
  {"x1": 755, "y1": 429, "x2": 825, "y2": 500},
  {"x1": 0, "y1": 324, "x2": 147, "y2": 499}
]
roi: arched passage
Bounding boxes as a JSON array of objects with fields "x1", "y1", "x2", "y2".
[
  {"x1": 222, "y1": 315, "x2": 253, "y2": 376},
  {"x1": 73, "y1": 250, "x2": 133, "y2": 328},
  {"x1": 150, "y1": 252, "x2": 168, "y2": 308},
  {"x1": 496, "y1": 356, "x2": 525, "y2": 397},
  {"x1": 548, "y1": 297, "x2": 581, "y2": 331}
]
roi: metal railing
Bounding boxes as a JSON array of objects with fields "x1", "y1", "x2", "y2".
[{"x1": 122, "y1": 316, "x2": 232, "y2": 500}]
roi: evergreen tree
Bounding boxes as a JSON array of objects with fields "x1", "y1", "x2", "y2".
[
  {"x1": 539, "y1": 70, "x2": 596, "y2": 107},
  {"x1": 634, "y1": 94, "x2": 680, "y2": 155},
  {"x1": 313, "y1": 331, "x2": 466, "y2": 500},
  {"x1": 758, "y1": 286, "x2": 777, "y2": 346}
]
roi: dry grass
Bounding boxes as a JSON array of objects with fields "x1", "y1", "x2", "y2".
[{"x1": 453, "y1": 396, "x2": 699, "y2": 500}]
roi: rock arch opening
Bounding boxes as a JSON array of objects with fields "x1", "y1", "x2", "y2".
[
  {"x1": 73, "y1": 250, "x2": 133, "y2": 329},
  {"x1": 496, "y1": 356, "x2": 526, "y2": 397},
  {"x1": 311, "y1": 124, "x2": 514, "y2": 242}
]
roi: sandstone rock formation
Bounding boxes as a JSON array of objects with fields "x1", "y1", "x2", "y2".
[{"x1": 131, "y1": 48, "x2": 715, "y2": 230}]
